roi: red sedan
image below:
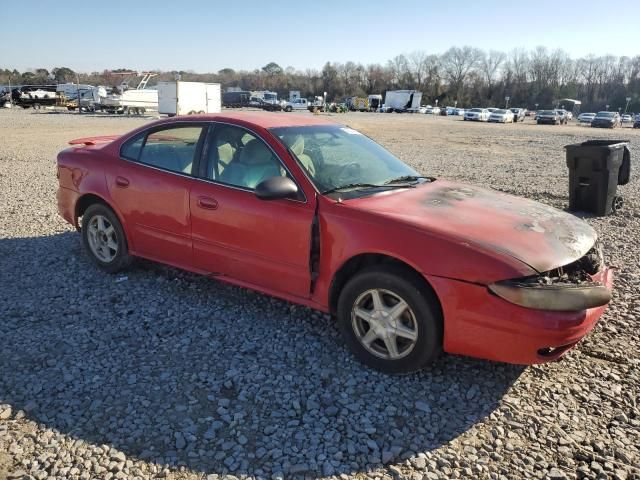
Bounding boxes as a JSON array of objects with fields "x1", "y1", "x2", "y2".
[{"x1": 57, "y1": 112, "x2": 613, "y2": 373}]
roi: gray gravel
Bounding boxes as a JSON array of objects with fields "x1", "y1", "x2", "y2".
[{"x1": 1, "y1": 109, "x2": 639, "y2": 480}]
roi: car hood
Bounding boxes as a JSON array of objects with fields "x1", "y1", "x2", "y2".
[{"x1": 347, "y1": 180, "x2": 596, "y2": 274}]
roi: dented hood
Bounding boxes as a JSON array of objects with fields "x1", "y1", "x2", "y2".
[{"x1": 349, "y1": 180, "x2": 596, "y2": 273}]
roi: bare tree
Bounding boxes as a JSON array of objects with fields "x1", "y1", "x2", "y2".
[
  {"x1": 409, "y1": 51, "x2": 429, "y2": 90},
  {"x1": 441, "y1": 46, "x2": 483, "y2": 100},
  {"x1": 480, "y1": 50, "x2": 506, "y2": 100},
  {"x1": 387, "y1": 54, "x2": 411, "y2": 88}
]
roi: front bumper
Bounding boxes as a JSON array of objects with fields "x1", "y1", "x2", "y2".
[{"x1": 427, "y1": 267, "x2": 613, "y2": 365}]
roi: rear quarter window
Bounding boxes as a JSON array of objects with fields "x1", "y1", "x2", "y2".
[{"x1": 120, "y1": 134, "x2": 144, "y2": 161}]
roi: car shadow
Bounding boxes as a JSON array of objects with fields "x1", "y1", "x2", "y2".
[{"x1": 0, "y1": 232, "x2": 525, "y2": 477}]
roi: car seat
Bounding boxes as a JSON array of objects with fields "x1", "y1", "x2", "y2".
[
  {"x1": 219, "y1": 139, "x2": 282, "y2": 189},
  {"x1": 212, "y1": 127, "x2": 244, "y2": 178},
  {"x1": 283, "y1": 134, "x2": 315, "y2": 177}
]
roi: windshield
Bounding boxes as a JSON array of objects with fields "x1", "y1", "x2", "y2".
[
  {"x1": 470, "y1": 108, "x2": 483, "y2": 112},
  {"x1": 494, "y1": 109, "x2": 507, "y2": 114},
  {"x1": 596, "y1": 112, "x2": 615, "y2": 118},
  {"x1": 271, "y1": 125, "x2": 420, "y2": 196},
  {"x1": 540, "y1": 110, "x2": 555, "y2": 115}
]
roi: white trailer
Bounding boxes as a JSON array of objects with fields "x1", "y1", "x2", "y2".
[
  {"x1": 384, "y1": 90, "x2": 422, "y2": 113},
  {"x1": 158, "y1": 81, "x2": 221, "y2": 116}
]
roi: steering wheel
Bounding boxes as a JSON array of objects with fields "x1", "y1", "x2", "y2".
[{"x1": 335, "y1": 162, "x2": 362, "y2": 182}]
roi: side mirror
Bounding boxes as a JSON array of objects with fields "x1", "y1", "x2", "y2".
[{"x1": 255, "y1": 176, "x2": 299, "y2": 200}]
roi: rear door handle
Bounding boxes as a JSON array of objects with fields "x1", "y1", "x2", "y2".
[
  {"x1": 115, "y1": 176, "x2": 129, "y2": 188},
  {"x1": 197, "y1": 196, "x2": 218, "y2": 210}
]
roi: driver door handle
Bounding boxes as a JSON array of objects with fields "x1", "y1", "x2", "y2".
[{"x1": 197, "y1": 196, "x2": 218, "y2": 210}]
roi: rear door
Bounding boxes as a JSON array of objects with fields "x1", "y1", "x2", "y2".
[
  {"x1": 107, "y1": 123, "x2": 206, "y2": 267},
  {"x1": 189, "y1": 123, "x2": 314, "y2": 298}
]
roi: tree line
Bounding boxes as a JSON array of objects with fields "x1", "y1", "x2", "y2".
[{"x1": 2, "y1": 46, "x2": 640, "y2": 112}]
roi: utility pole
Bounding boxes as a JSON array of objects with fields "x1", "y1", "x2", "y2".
[
  {"x1": 624, "y1": 96, "x2": 631, "y2": 114},
  {"x1": 76, "y1": 73, "x2": 81, "y2": 115},
  {"x1": 505, "y1": 96, "x2": 510, "y2": 109}
]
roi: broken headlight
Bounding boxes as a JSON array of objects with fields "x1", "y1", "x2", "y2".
[{"x1": 488, "y1": 243, "x2": 611, "y2": 312}]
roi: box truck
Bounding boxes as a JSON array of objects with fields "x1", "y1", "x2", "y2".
[
  {"x1": 158, "y1": 81, "x2": 221, "y2": 116},
  {"x1": 384, "y1": 90, "x2": 422, "y2": 113}
]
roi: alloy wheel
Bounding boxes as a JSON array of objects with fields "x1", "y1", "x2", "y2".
[
  {"x1": 87, "y1": 214, "x2": 118, "y2": 262},
  {"x1": 351, "y1": 288, "x2": 419, "y2": 360}
]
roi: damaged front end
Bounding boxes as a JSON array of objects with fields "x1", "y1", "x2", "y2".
[{"x1": 488, "y1": 242, "x2": 612, "y2": 312}]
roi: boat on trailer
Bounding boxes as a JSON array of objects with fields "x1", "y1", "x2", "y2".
[{"x1": 100, "y1": 72, "x2": 158, "y2": 114}]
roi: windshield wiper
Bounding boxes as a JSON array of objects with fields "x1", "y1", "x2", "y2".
[
  {"x1": 384, "y1": 175, "x2": 431, "y2": 184},
  {"x1": 321, "y1": 182, "x2": 413, "y2": 195}
]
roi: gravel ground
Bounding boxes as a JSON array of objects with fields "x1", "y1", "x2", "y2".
[{"x1": 0, "y1": 109, "x2": 639, "y2": 480}]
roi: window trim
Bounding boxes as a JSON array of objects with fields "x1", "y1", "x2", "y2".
[
  {"x1": 117, "y1": 120, "x2": 307, "y2": 204},
  {"x1": 119, "y1": 122, "x2": 209, "y2": 176}
]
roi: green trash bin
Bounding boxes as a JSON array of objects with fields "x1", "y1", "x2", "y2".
[{"x1": 565, "y1": 140, "x2": 631, "y2": 215}]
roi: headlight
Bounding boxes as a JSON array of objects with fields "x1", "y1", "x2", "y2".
[
  {"x1": 489, "y1": 243, "x2": 611, "y2": 311},
  {"x1": 488, "y1": 281, "x2": 611, "y2": 311}
]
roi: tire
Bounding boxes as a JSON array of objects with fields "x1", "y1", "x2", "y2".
[
  {"x1": 337, "y1": 265, "x2": 443, "y2": 374},
  {"x1": 285, "y1": 106, "x2": 292, "y2": 112},
  {"x1": 81, "y1": 203, "x2": 133, "y2": 274}
]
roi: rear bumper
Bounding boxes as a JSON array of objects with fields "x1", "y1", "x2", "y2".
[
  {"x1": 427, "y1": 267, "x2": 613, "y2": 365},
  {"x1": 57, "y1": 186, "x2": 79, "y2": 228}
]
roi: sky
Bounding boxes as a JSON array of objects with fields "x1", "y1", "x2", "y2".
[{"x1": 1, "y1": 0, "x2": 639, "y2": 73}]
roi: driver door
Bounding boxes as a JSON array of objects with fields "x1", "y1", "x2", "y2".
[{"x1": 189, "y1": 124, "x2": 315, "y2": 298}]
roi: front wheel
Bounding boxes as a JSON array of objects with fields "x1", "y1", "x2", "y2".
[
  {"x1": 337, "y1": 265, "x2": 442, "y2": 374},
  {"x1": 81, "y1": 204, "x2": 133, "y2": 273}
]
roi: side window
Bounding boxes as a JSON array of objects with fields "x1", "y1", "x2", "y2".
[
  {"x1": 121, "y1": 134, "x2": 144, "y2": 161},
  {"x1": 137, "y1": 126, "x2": 203, "y2": 174},
  {"x1": 206, "y1": 125, "x2": 285, "y2": 189}
]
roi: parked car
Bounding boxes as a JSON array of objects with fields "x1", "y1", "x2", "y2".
[
  {"x1": 56, "y1": 113, "x2": 613, "y2": 373},
  {"x1": 634, "y1": 114, "x2": 640, "y2": 128},
  {"x1": 555, "y1": 110, "x2": 569, "y2": 124},
  {"x1": 417, "y1": 106, "x2": 429, "y2": 114},
  {"x1": 525, "y1": 110, "x2": 536, "y2": 117},
  {"x1": 455, "y1": 108, "x2": 465, "y2": 116},
  {"x1": 621, "y1": 114, "x2": 633, "y2": 123},
  {"x1": 578, "y1": 112, "x2": 596, "y2": 124},
  {"x1": 426, "y1": 107, "x2": 441, "y2": 114},
  {"x1": 537, "y1": 110, "x2": 563, "y2": 125},
  {"x1": 488, "y1": 109, "x2": 515, "y2": 123},
  {"x1": 464, "y1": 108, "x2": 490, "y2": 121},
  {"x1": 509, "y1": 108, "x2": 526, "y2": 122},
  {"x1": 591, "y1": 111, "x2": 621, "y2": 128}
]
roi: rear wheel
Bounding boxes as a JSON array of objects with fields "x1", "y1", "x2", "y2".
[
  {"x1": 81, "y1": 204, "x2": 133, "y2": 273},
  {"x1": 337, "y1": 265, "x2": 442, "y2": 374}
]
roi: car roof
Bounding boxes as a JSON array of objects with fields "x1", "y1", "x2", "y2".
[{"x1": 171, "y1": 111, "x2": 340, "y2": 129}]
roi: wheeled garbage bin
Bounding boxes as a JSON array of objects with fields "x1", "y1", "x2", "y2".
[{"x1": 565, "y1": 140, "x2": 631, "y2": 215}]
